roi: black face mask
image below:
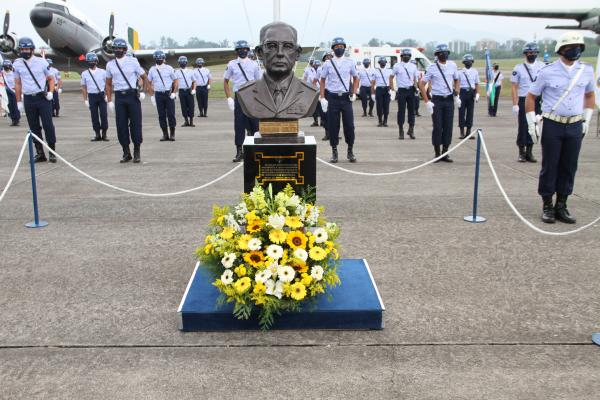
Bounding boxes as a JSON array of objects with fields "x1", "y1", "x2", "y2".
[
  {"x1": 237, "y1": 50, "x2": 248, "y2": 58},
  {"x1": 156, "y1": 60, "x2": 164, "y2": 65},
  {"x1": 437, "y1": 52, "x2": 448, "y2": 62},
  {"x1": 526, "y1": 54, "x2": 537, "y2": 63},
  {"x1": 363, "y1": 63, "x2": 370, "y2": 68},
  {"x1": 378, "y1": 62, "x2": 386, "y2": 68},
  {"x1": 3, "y1": 66, "x2": 10, "y2": 71},
  {"x1": 114, "y1": 49, "x2": 125, "y2": 58},
  {"x1": 463, "y1": 61, "x2": 473, "y2": 68},
  {"x1": 20, "y1": 52, "x2": 32, "y2": 60},
  {"x1": 562, "y1": 46, "x2": 583, "y2": 61},
  {"x1": 333, "y1": 47, "x2": 345, "y2": 57},
  {"x1": 401, "y1": 56, "x2": 411, "y2": 63},
  {"x1": 87, "y1": 62, "x2": 97, "y2": 69}
]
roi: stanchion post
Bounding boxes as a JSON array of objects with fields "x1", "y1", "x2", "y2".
[
  {"x1": 464, "y1": 129, "x2": 486, "y2": 223},
  {"x1": 25, "y1": 132, "x2": 48, "y2": 228},
  {"x1": 593, "y1": 333, "x2": 600, "y2": 346}
]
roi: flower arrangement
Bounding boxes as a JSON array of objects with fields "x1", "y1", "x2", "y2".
[{"x1": 196, "y1": 185, "x2": 341, "y2": 330}]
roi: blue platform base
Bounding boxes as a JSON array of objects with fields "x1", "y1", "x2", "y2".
[
  {"x1": 593, "y1": 333, "x2": 600, "y2": 346},
  {"x1": 178, "y1": 258, "x2": 385, "y2": 331}
]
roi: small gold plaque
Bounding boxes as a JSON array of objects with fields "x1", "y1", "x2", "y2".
[{"x1": 259, "y1": 119, "x2": 299, "y2": 136}]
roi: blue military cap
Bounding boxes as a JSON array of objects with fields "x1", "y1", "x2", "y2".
[
  {"x1": 112, "y1": 38, "x2": 128, "y2": 49},
  {"x1": 178, "y1": 56, "x2": 188, "y2": 64},
  {"x1": 322, "y1": 50, "x2": 333, "y2": 61},
  {"x1": 153, "y1": 50, "x2": 166, "y2": 60},
  {"x1": 401, "y1": 48, "x2": 412, "y2": 57},
  {"x1": 195, "y1": 57, "x2": 205, "y2": 65},
  {"x1": 85, "y1": 52, "x2": 98, "y2": 62},
  {"x1": 235, "y1": 40, "x2": 250, "y2": 50},
  {"x1": 434, "y1": 43, "x2": 450, "y2": 54},
  {"x1": 378, "y1": 56, "x2": 387, "y2": 64},
  {"x1": 313, "y1": 60, "x2": 321, "y2": 67},
  {"x1": 331, "y1": 37, "x2": 346, "y2": 48},
  {"x1": 2, "y1": 59, "x2": 12, "y2": 66},
  {"x1": 362, "y1": 58, "x2": 370, "y2": 64},
  {"x1": 523, "y1": 42, "x2": 539, "y2": 54},
  {"x1": 18, "y1": 37, "x2": 35, "y2": 49},
  {"x1": 462, "y1": 53, "x2": 474, "y2": 62}
]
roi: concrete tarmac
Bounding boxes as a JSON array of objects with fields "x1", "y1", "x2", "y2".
[{"x1": 1, "y1": 93, "x2": 600, "y2": 399}]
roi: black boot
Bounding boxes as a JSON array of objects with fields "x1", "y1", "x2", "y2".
[
  {"x1": 382, "y1": 117, "x2": 388, "y2": 127},
  {"x1": 120, "y1": 145, "x2": 132, "y2": 163},
  {"x1": 398, "y1": 126, "x2": 404, "y2": 140},
  {"x1": 433, "y1": 145, "x2": 441, "y2": 163},
  {"x1": 160, "y1": 127, "x2": 170, "y2": 141},
  {"x1": 322, "y1": 131, "x2": 330, "y2": 141},
  {"x1": 361, "y1": 111, "x2": 367, "y2": 117},
  {"x1": 101, "y1": 129, "x2": 109, "y2": 141},
  {"x1": 232, "y1": 146, "x2": 243, "y2": 163},
  {"x1": 555, "y1": 194, "x2": 576, "y2": 224},
  {"x1": 368, "y1": 110, "x2": 374, "y2": 117},
  {"x1": 467, "y1": 127, "x2": 474, "y2": 140},
  {"x1": 48, "y1": 143, "x2": 56, "y2": 163},
  {"x1": 542, "y1": 196, "x2": 555, "y2": 223},
  {"x1": 34, "y1": 142, "x2": 47, "y2": 163},
  {"x1": 189, "y1": 117, "x2": 195, "y2": 127},
  {"x1": 407, "y1": 125, "x2": 415, "y2": 140},
  {"x1": 330, "y1": 147, "x2": 338, "y2": 163},
  {"x1": 525, "y1": 145, "x2": 537, "y2": 163},
  {"x1": 169, "y1": 127, "x2": 176, "y2": 141},
  {"x1": 311, "y1": 118, "x2": 319, "y2": 126},
  {"x1": 347, "y1": 145, "x2": 357, "y2": 163},
  {"x1": 518, "y1": 146, "x2": 527, "y2": 163},
  {"x1": 181, "y1": 118, "x2": 189, "y2": 127},
  {"x1": 377, "y1": 117, "x2": 383, "y2": 127},
  {"x1": 91, "y1": 130, "x2": 102, "y2": 142},
  {"x1": 133, "y1": 144, "x2": 141, "y2": 163},
  {"x1": 441, "y1": 145, "x2": 453, "y2": 162},
  {"x1": 459, "y1": 127, "x2": 465, "y2": 139}
]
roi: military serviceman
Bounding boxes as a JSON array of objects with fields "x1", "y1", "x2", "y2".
[
  {"x1": 457, "y1": 54, "x2": 480, "y2": 140},
  {"x1": 488, "y1": 63, "x2": 503, "y2": 116},
  {"x1": 413, "y1": 59, "x2": 423, "y2": 117},
  {"x1": 193, "y1": 58, "x2": 211, "y2": 118},
  {"x1": 526, "y1": 32, "x2": 595, "y2": 224},
  {"x1": 358, "y1": 58, "x2": 375, "y2": 118},
  {"x1": 372, "y1": 57, "x2": 393, "y2": 127},
  {"x1": 419, "y1": 43, "x2": 460, "y2": 162},
  {"x1": 2, "y1": 60, "x2": 20, "y2": 126},
  {"x1": 13, "y1": 37, "x2": 57, "y2": 163},
  {"x1": 148, "y1": 50, "x2": 178, "y2": 141},
  {"x1": 105, "y1": 38, "x2": 148, "y2": 164},
  {"x1": 46, "y1": 59, "x2": 62, "y2": 117},
  {"x1": 390, "y1": 49, "x2": 418, "y2": 139},
  {"x1": 177, "y1": 56, "x2": 196, "y2": 127},
  {"x1": 303, "y1": 58, "x2": 320, "y2": 126},
  {"x1": 223, "y1": 40, "x2": 262, "y2": 162},
  {"x1": 319, "y1": 37, "x2": 359, "y2": 163},
  {"x1": 512, "y1": 42, "x2": 544, "y2": 162},
  {"x1": 80, "y1": 53, "x2": 109, "y2": 142},
  {"x1": 316, "y1": 52, "x2": 332, "y2": 140}
]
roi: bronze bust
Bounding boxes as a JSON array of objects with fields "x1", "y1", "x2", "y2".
[{"x1": 237, "y1": 22, "x2": 318, "y2": 120}]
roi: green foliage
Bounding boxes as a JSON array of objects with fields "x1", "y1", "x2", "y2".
[{"x1": 233, "y1": 301, "x2": 252, "y2": 320}]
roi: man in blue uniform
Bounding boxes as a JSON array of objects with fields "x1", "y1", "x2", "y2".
[
  {"x1": 358, "y1": 58, "x2": 375, "y2": 118},
  {"x1": 512, "y1": 42, "x2": 544, "y2": 162},
  {"x1": 46, "y1": 59, "x2": 62, "y2": 117},
  {"x1": 372, "y1": 57, "x2": 393, "y2": 127},
  {"x1": 304, "y1": 59, "x2": 321, "y2": 126},
  {"x1": 527, "y1": 32, "x2": 595, "y2": 224},
  {"x1": 319, "y1": 37, "x2": 359, "y2": 163},
  {"x1": 223, "y1": 40, "x2": 262, "y2": 162},
  {"x1": 177, "y1": 56, "x2": 196, "y2": 127},
  {"x1": 457, "y1": 54, "x2": 480, "y2": 140},
  {"x1": 419, "y1": 44, "x2": 460, "y2": 162},
  {"x1": 193, "y1": 58, "x2": 211, "y2": 118},
  {"x1": 316, "y1": 51, "x2": 333, "y2": 140},
  {"x1": 148, "y1": 50, "x2": 178, "y2": 141},
  {"x1": 13, "y1": 37, "x2": 57, "y2": 163},
  {"x1": 80, "y1": 53, "x2": 109, "y2": 142},
  {"x1": 105, "y1": 38, "x2": 148, "y2": 164},
  {"x1": 488, "y1": 64, "x2": 503, "y2": 117},
  {"x1": 2, "y1": 60, "x2": 20, "y2": 126},
  {"x1": 390, "y1": 49, "x2": 418, "y2": 139}
]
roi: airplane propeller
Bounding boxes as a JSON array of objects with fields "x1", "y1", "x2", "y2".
[
  {"x1": 3, "y1": 10, "x2": 8, "y2": 36},
  {"x1": 108, "y1": 12, "x2": 114, "y2": 39},
  {"x1": 0, "y1": 10, "x2": 16, "y2": 54}
]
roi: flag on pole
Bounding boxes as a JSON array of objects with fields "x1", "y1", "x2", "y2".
[
  {"x1": 128, "y1": 27, "x2": 140, "y2": 50},
  {"x1": 485, "y1": 48, "x2": 495, "y2": 107}
]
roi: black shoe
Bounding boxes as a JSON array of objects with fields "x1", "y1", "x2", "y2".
[
  {"x1": 525, "y1": 145, "x2": 537, "y2": 163},
  {"x1": 407, "y1": 125, "x2": 415, "y2": 140},
  {"x1": 160, "y1": 128, "x2": 170, "y2": 141},
  {"x1": 459, "y1": 127, "x2": 465, "y2": 139},
  {"x1": 555, "y1": 194, "x2": 576, "y2": 224},
  {"x1": 311, "y1": 121, "x2": 319, "y2": 127},
  {"x1": 377, "y1": 122, "x2": 383, "y2": 127},
  {"x1": 233, "y1": 146, "x2": 243, "y2": 162},
  {"x1": 542, "y1": 196, "x2": 555, "y2": 223},
  {"x1": 169, "y1": 127, "x2": 176, "y2": 141},
  {"x1": 101, "y1": 129, "x2": 109, "y2": 141},
  {"x1": 330, "y1": 147, "x2": 338, "y2": 163},
  {"x1": 398, "y1": 127, "x2": 404, "y2": 140},
  {"x1": 34, "y1": 142, "x2": 47, "y2": 162},
  {"x1": 416, "y1": 112, "x2": 421, "y2": 117},
  {"x1": 91, "y1": 130, "x2": 102, "y2": 142},
  {"x1": 368, "y1": 112, "x2": 374, "y2": 117},
  {"x1": 518, "y1": 147, "x2": 527, "y2": 163},
  {"x1": 11, "y1": 120, "x2": 20, "y2": 126},
  {"x1": 382, "y1": 121, "x2": 388, "y2": 127},
  {"x1": 189, "y1": 118, "x2": 195, "y2": 127},
  {"x1": 181, "y1": 119, "x2": 189, "y2": 127},
  {"x1": 347, "y1": 146, "x2": 356, "y2": 163},
  {"x1": 433, "y1": 145, "x2": 441, "y2": 163},
  {"x1": 133, "y1": 144, "x2": 141, "y2": 163},
  {"x1": 361, "y1": 113, "x2": 367, "y2": 117},
  {"x1": 319, "y1": 121, "x2": 324, "y2": 126},
  {"x1": 441, "y1": 145, "x2": 453, "y2": 162},
  {"x1": 321, "y1": 133, "x2": 330, "y2": 141},
  {"x1": 48, "y1": 144, "x2": 56, "y2": 163},
  {"x1": 120, "y1": 146, "x2": 132, "y2": 163},
  {"x1": 467, "y1": 128, "x2": 474, "y2": 140}
]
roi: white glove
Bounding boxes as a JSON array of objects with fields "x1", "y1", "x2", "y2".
[
  {"x1": 150, "y1": 95, "x2": 156, "y2": 107},
  {"x1": 526, "y1": 111, "x2": 539, "y2": 143},
  {"x1": 475, "y1": 93, "x2": 480, "y2": 103},
  {"x1": 207, "y1": 84, "x2": 211, "y2": 90},
  {"x1": 84, "y1": 100, "x2": 89, "y2": 108},
  {"x1": 138, "y1": 92, "x2": 146, "y2": 101},
  {"x1": 355, "y1": 89, "x2": 360, "y2": 95},
  {"x1": 426, "y1": 101, "x2": 435, "y2": 114},
  {"x1": 320, "y1": 98, "x2": 328, "y2": 113},
  {"x1": 512, "y1": 105, "x2": 519, "y2": 115},
  {"x1": 389, "y1": 90, "x2": 396, "y2": 98},
  {"x1": 104, "y1": 95, "x2": 108, "y2": 102},
  {"x1": 169, "y1": 93, "x2": 177, "y2": 100},
  {"x1": 227, "y1": 97, "x2": 235, "y2": 111},
  {"x1": 454, "y1": 95, "x2": 461, "y2": 108},
  {"x1": 582, "y1": 108, "x2": 593, "y2": 137},
  {"x1": 58, "y1": 88, "x2": 63, "y2": 94},
  {"x1": 191, "y1": 89, "x2": 196, "y2": 95},
  {"x1": 108, "y1": 101, "x2": 115, "y2": 112},
  {"x1": 17, "y1": 101, "x2": 24, "y2": 112},
  {"x1": 370, "y1": 94, "x2": 376, "y2": 102},
  {"x1": 350, "y1": 93, "x2": 357, "y2": 102},
  {"x1": 46, "y1": 92, "x2": 53, "y2": 101}
]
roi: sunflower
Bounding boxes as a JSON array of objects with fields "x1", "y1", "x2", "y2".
[
  {"x1": 247, "y1": 218, "x2": 264, "y2": 233},
  {"x1": 309, "y1": 246, "x2": 327, "y2": 261},
  {"x1": 286, "y1": 231, "x2": 307, "y2": 250},
  {"x1": 285, "y1": 216, "x2": 303, "y2": 229},
  {"x1": 290, "y1": 282, "x2": 307, "y2": 301},
  {"x1": 243, "y1": 250, "x2": 265, "y2": 267},
  {"x1": 290, "y1": 259, "x2": 308, "y2": 274},
  {"x1": 269, "y1": 229, "x2": 287, "y2": 244},
  {"x1": 233, "y1": 277, "x2": 252, "y2": 294}
]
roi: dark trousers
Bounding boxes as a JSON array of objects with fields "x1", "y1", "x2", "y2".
[
  {"x1": 516, "y1": 96, "x2": 542, "y2": 147},
  {"x1": 396, "y1": 87, "x2": 415, "y2": 127},
  {"x1": 326, "y1": 91, "x2": 355, "y2": 147},
  {"x1": 538, "y1": 119, "x2": 583, "y2": 197},
  {"x1": 88, "y1": 92, "x2": 108, "y2": 132},
  {"x1": 196, "y1": 85, "x2": 209, "y2": 115},
  {"x1": 155, "y1": 92, "x2": 176, "y2": 129},
  {"x1": 6, "y1": 88, "x2": 20, "y2": 122},
  {"x1": 359, "y1": 86, "x2": 374, "y2": 114},
  {"x1": 52, "y1": 90, "x2": 60, "y2": 114},
  {"x1": 414, "y1": 90, "x2": 420, "y2": 114},
  {"x1": 179, "y1": 89, "x2": 195, "y2": 119},
  {"x1": 24, "y1": 93, "x2": 56, "y2": 144},
  {"x1": 318, "y1": 102, "x2": 328, "y2": 133},
  {"x1": 458, "y1": 88, "x2": 475, "y2": 128},
  {"x1": 488, "y1": 86, "x2": 501, "y2": 116},
  {"x1": 115, "y1": 91, "x2": 143, "y2": 146},
  {"x1": 234, "y1": 94, "x2": 258, "y2": 146},
  {"x1": 431, "y1": 96, "x2": 454, "y2": 146},
  {"x1": 375, "y1": 86, "x2": 390, "y2": 122}
]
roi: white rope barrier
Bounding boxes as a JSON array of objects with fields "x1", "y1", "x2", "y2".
[
  {"x1": 30, "y1": 132, "x2": 242, "y2": 197},
  {"x1": 479, "y1": 133, "x2": 600, "y2": 236},
  {"x1": 0, "y1": 134, "x2": 29, "y2": 203},
  {"x1": 317, "y1": 129, "x2": 476, "y2": 176}
]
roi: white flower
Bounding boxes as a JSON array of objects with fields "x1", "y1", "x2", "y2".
[
  {"x1": 310, "y1": 265, "x2": 324, "y2": 281},
  {"x1": 295, "y1": 204, "x2": 307, "y2": 220},
  {"x1": 286, "y1": 195, "x2": 301, "y2": 209},
  {"x1": 306, "y1": 207, "x2": 320, "y2": 226},
  {"x1": 277, "y1": 265, "x2": 296, "y2": 283},
  {"x1": 221, "y1": 252, "x2": 236, "y2": 269},
  {"x1": 255, "y1": 269, "x2": 272, "y2": 283},
  {"x1": 224, "y1": 213, "x2": 241, "y2": 231},
  {"x1": 234, "y1": 202, "x2": 249, "y2": 224},
  {"x1": 313, "y1": 227, "x2": 328, "y2": 244},
  {"x1": 274, "y1": 280, "x2": 285, "y2": 299},
  {"x1": 293, "y1": 248, "x2": 308, "y2": 262},
  {"x1": 266, "y1": 244, "x2": 284, "y2": 260},
  {"x1": 267, "y1": 261, "x2": 279, "y2": 277},
  {"x1": 266, "y1": 279, "x2": 284, "y2": 299},
  {"x1": 221, "y1": 269, "x2": 234, "y2": 285},
  {"x1": 267, "y1": 214, "x2": 286, "y2": 230},
  {"x1": 248, "y1": 238, "x2": 262, "y2": 251}
]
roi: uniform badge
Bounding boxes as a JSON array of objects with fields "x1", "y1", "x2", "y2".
[{"x1": 512, "y1": 71, "x2": 517, "y2": 76}]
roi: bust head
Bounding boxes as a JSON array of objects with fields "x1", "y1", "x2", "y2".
[{"x1": 256, "y1": 22, "x2": 302, "y2": 81}]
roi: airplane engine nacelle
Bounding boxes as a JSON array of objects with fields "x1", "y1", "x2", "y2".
[
  {"x1": 101, "y1": 36, "x2": 115, "y2": 57},
  {"x1": 0, "y1": 33, "x2": 17, "y2": 56}
]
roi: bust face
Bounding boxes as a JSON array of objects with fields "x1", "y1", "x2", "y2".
[{"x1": 259, "y1": 26, "x2": 300, "y2": 79}]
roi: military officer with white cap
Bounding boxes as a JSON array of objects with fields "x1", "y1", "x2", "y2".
[
  {"x1": 457, "y1": 54, "x2": 480, "y2": 140},
  {"x1": 148, "y1": 50, "x2": 178, "y2": 141},
  {"x1": 390, "y1": 49, "x2": 419, "y2": 139},
  {"x1": 177, "y1": 56, "x2": 196, "y2": 127},
  {"x1": 371, "y1": 57, "x2": 393, "y2": 128},
  {"x1": 358, "y1": 58, "x2": 375, "y2": 118},
  {"x1": 80, "y1": 53, "x2": 109, "y2": 142},
  {"x1": 193, "y1": 58, "x2": 211, "y2": 118}
]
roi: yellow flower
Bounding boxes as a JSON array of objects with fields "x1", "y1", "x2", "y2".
[
  {"x1": 245, "y1": 210, "x2": 258, "y2": 222},
  {"x1": 301, "y1": 273, "x2": 313, "y2": 286},
  {"x1": 204, "y1": 243, "x2": 213, "y2": 254},
  {"x1": 220, "y1": 227, "x2": 235, "y2": 240},
  {"x1": 269, "y1": 229, "x2": 287, "y2": 244},
  {"x1": 237, "y1": 234, "x2": 252, "y2": 250},
  {"x1": 332, "y1": 248, "x2": 339, "y2": 260},
  {"x1": 216, "y1": 215, "x2": 225, "y2": 225},
  {"x1": 324, "y1": 241, "x2": 334, "y2": 252},
  {"x1": 286, "y1": 231, "x2": 308, "y2": 250},
  {"x1": 234, "y1": 265, "x2": 247, "y2": 277},
  {"x1": 290, "y1": 282, "x2": 307, "y2": 301},
  {"x1": 204, "y1": 235, "x2": 214, "y2": 244},
  {"x1": 243, "y1": 251, "x2": 265, "y2": 267},
  {"x1": 309, "y1": 246, "x2": 327, "y2": 261},
  {"x1": 234, "y1": 277, "x2": 252, "y2": 294},
  {"x1": 253, "y1": 281, "x2": 266, "y2": 295},
  {"x1": 285, "y1": 216, "x2": 303, "y2": 229},
  {"x1": 247, "y1": 218, "x2": 264, "y2": 233},
  {"x1": 290, "y1": 259, "x2": 308, "y2": 274}
]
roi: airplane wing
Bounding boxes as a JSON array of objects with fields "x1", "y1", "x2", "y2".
[
  {"x1": 439, "y1": 8, "x2": 590, "y2": 20},
  {"x1": 132, "y1": 48, "x2": 235, "y2": 69}
]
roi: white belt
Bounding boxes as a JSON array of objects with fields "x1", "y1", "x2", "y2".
[{"x1": 542, "y1": 112, "x2": 583, "y2": 124}]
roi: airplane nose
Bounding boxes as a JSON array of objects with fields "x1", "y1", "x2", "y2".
[{"x1": 30, "y1": 9, "x2": 53, "y2": 28}]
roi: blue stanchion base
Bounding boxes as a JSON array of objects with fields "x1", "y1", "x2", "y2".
[
  {"x1": 25, "y1": 220, "x2": 48, "y2": 228},
  {"x1": 463, "y1": 215, "x2": 486, "y2": 223},
  {"x1": 593, "y1": 333, "x2": 600, "y2": 346},
  {"x1": 178, "y1": 258, "x2": 385, "y2": 331}
]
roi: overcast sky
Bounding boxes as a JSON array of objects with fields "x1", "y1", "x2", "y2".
[{"x1": 7, "y1": 0, "x2": 598, "y2": 47}]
